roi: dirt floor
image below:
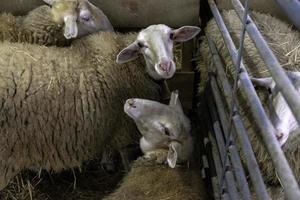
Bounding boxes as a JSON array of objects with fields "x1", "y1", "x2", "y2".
[{"x1": 0, "y1": 159, "x2": 125, "y2": 200}]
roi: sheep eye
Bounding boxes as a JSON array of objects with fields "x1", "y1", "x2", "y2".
[
  {"x1": 169, "y1": 33, "x2": 174, "y2": 40},
  {"x1": 164, "y1": 127, "x2": 170, "y2": 136},
  {"x1": 137, "y1": 42, "x2": 144, "y2": 48},
  {"x1": 81, "y1": 15, "x2": 91, "y2": 21}
]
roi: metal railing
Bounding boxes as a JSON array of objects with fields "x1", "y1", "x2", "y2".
[{"x1": 197, "y1": 0, "x2": 300, "y2": 199}]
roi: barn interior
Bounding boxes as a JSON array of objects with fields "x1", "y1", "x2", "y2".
[{"x1": 0, "y1": 0, "x2": 300, "y2": 199}]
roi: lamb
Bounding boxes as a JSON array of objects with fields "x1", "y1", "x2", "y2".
[
  {"x1": 198, "y1": 9, "x2": 300, "y2": 191},
  {"x1": 251, "y1": 71, "x2": 300, "y2": 146},
  {"x1": 0, "y1": 24, "x2": 200, "y2": 190},
  {"x1": 0, "y1": 0, "x2": 113, "y2": 46},
  {"x1": 103, "y1": 92, "x2": 206, "y2": 200}
]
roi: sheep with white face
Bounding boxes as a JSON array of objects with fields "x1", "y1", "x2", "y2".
[
  {"x1": 44, "y1": 0, "x2": 113, "y2": 39},
  {"x1": 251, "y1": 71, "x2": 300, "y2": 146},
  {"x1": 117, "y1": 25, "x2": 200, "y2": 80},
  {"x1": 124, "y1": 91, "x2": 193, "y2": 168}
]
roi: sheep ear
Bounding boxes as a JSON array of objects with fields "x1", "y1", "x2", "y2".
[
  {"x1": 116, "y1": 42, "x2": 140, "y2": 64},
  {"x1": 43, "y1": 0, "x2": 55, "y2": 5},
  {"x1": 251, "y1": 77, "x2": 274, "y2": 89},
  {"x1": 167, "y1": 142, "x2": 179, "y2": 168},
  {"x1": 169, "y1": 90, "x2": 184, "y2": 114},
  {"x1": 172, "y1": 26, "x2": 201, "y2": 42},
  {"x1": 63, "y1": 16, "x2": 78, "y2": 39}
]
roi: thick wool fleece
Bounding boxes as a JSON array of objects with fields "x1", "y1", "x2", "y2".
[
  {"x1": 0, "y1": 6, "x2": 70, "y2": 46},
  {"x1": 0, "y1": 32, "x2": 160, "y2": 190},
  {"x1": 103, "y1": 158, "x2": 207, "y2": 200}
]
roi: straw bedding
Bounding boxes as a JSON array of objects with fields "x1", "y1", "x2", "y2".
[{"x1": 198, "y1": 10, "x2": 300, "y2": 186}]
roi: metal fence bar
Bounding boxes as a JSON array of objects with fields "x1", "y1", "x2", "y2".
[
  {"x1": 210, "y1": 78, "x2": 251, "y2": 200},
  {"x1": 197, "y1": 99, "x2": 225, "y2": 199},
  {"x1": 207, "y1": 1, "x2": 300, "y2": 199},
  {"x1": 231, "y1": 0, "x2": 300, "y2": 125},
  {"x1": 273, "y1": 0, "x2": 300, "y2": 30},
  {"x1": 205, "y1": 89, "x2": 240, "y2": 199},
  {"x1": 207, "y1": 135, "x2": 223, "y2": 199},
  {"x1": 206, "y1": 35, "x2": 269, "y2": 199}
]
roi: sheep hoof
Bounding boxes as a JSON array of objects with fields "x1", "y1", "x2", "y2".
[
  {"x1": 276, "y1": 132, "x2": 289, "y2": 147},
  {"x1": 100, "y1": 151, "x2": 117, "y2": 173}
]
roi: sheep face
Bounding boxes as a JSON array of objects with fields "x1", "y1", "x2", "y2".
[
  {"x1": 116, "y1": 25, "x2": 200, "y2": 80},
  {"x1": 124, "y1": 91, "x2": 192, "y2": 168},
  {"x1": 251, "y1": 71, "x2": 300, "y2": 146},
  {"x1": 43, "y1": 0, "x2": 113, "y2": 39},
  {"x1": 76, "y1": 0, "x2": 114, "y2": 35}
]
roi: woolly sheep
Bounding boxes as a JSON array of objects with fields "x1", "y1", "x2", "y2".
[
  {"x1": 0, "y1": 24, "x2": 200, "y2": 190},
  {"x1": 103, "y1": 92, "x2": 206, "y2": 200},
  {"x1": 102, "y1": 157, "x2": 206, "y2": 200},
  {"x1": 0, "y1": 0, "x2": 113, "y2": 46},
  {"x1": 198, "y1": 10, "x2": 300, "y2": 192}
]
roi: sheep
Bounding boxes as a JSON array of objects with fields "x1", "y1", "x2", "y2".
[
  {"x1": 0, "y1": 24, "x2": 200, "y2": 190},
  {"x1": 198, "y1": 9, "x2": 300, "y2": 188},
  {"x1": 103, "y1": 92, "x2": 206, "y2": 200},
  {"x1": 251, "y1": 71, "x2": 300, "y2": 146},
  {"x1": 123, "y1": 91, "x2": 193, "y2": 168},
  {"x1": 102, "y1": 157, "x2": 206, "y2": 200},
  {"x1": 0, "y1": 0, "x2": 113, "y2": 46}
]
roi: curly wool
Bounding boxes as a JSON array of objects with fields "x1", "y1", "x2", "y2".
[
  {"x1": 198, "y1": 10, "x2": 300, "y2": 186},
  {"x1": 103, "y1": 158, "x2": 207, "y2": 200},
  {"x1": 0, "y1": 31, "x2": 160, "y2": 190},
  {"x1": 0, "y1": 6, "x2": 71, "y2": 46}
]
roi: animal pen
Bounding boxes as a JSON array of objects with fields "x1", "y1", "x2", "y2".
[
  {"x1": 0, "y1": 0, "x2": 300, "y2": 199},
  {"x1": 197, "y1": 0, "x2": 300, "y2": 199}
]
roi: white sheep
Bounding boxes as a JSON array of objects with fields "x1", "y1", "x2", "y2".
[
  {"x1": 103, "y1": 92, "x2": 206, "y2": 200},
  {"x1": 0, "y1": 24, "x2": 200, "y2": 190},
  {"x1": 251, "y1": 71, "x2": 300, "y2": 145},
  {"x1": 198, "y1": 10, "x2": 300, "y2": 196},
  {"x1": 0, "y1": 0, "x2": 113, "y2": 46},
  {"x1": 124, "y1": 91, "x2": 193, "y2": 168}
]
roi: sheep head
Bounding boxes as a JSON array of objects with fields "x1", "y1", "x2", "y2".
[
  {"x1": 124, "y1": 90, "x2": 193, "y2": 168},
  {"x1": 43, "y1": 0, "x2": 113, "y2": 39},
  {"x1": 251, "y1": 71, "x2": 300, "y2": 146},
  {"x1": 116, "y1": 25, "x2": 200, "y2": 80}
]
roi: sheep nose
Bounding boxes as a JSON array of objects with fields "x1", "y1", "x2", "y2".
[{"x1": 159, "y1": 61, "x2": 171, "y2": 73}]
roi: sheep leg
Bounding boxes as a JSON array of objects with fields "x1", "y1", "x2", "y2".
[
  {"x1": 119, "y1": 150, "x2": 130, "y2": 172},
  {"x1": 100, "y1": 149, "x2": 116, "y2": 173}
]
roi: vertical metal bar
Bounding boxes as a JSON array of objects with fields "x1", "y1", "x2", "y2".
[
  {"x1": 273, "y1": 0, "x2": 300, "y2": 30},
  {"x1": 225, "y1": 169, "x2": 240, "y2": 200},
  {"x1": 207, "y1": 1, "x2": 300, "y2": 199},
  {"x1": 198, "y1": 98, "x2": 223, "y2": 199},
  {"x1": 201, "y1": 97, "x2": 228, "y2": 199},
  {"x1": 206, "y1": 36, "x2": 269, "y2": 199},
  {"x1": 210, "y1": 78, "x2": 251, "y2": 200},
  {"x1": 206, "y1": 91, "x2": 239, "y2": 199},
  {"x1": 231, "y1": 0, "x2": 300, "y2": 126},
  {"x1": 205, "y1": 91, "x2": 240, "y2": 199}
]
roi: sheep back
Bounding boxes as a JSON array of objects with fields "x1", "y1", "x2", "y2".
[
  {"x1": 18, "y1": 5, "x2": 69, "y2": 46},
  {"x1": 103, "y1": 158, "x2": 207, "y2": 200},
  {"x1": 0, "y1": 31, "x2": 160, "y2": 190},
  {"x1": 0, "y1": 13, "x2": 18, "y2": 42}
]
